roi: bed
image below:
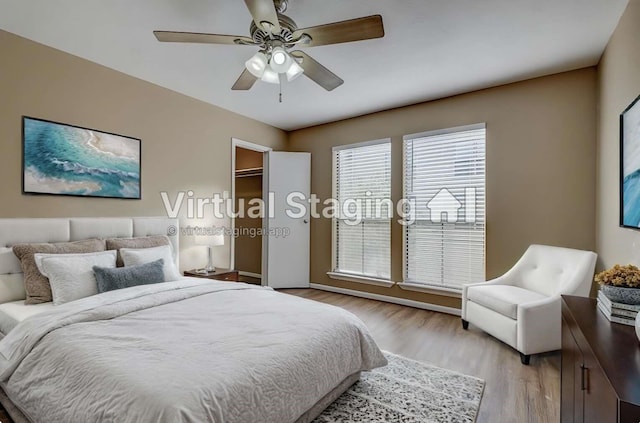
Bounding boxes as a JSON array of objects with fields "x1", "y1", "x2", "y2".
[{"x1": 0, "y1": 217, "x2": 386, "y2": 423}]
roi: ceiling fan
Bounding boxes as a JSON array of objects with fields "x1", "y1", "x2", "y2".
[{"x1": 154, "y1": 0, "x2": 384, "y2": 92}]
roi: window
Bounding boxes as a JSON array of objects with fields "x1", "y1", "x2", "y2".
[
  {"x1": 332, "y1": 140, "x2": 391, "y2": 281},
  {"x1": 403, "y1": 124, "x2": 486, "y2": 290}
]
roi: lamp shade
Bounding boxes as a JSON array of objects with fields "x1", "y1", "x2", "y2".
[
  {"x1": 245, "y1": 52, "x2": 268, "y2": 78},
  {"x1": 195, "y1": 233, "x2": 224, "y2": 247},
  {"x1": 261, "y1": 67, "x2": 280, "y2": 84},
  {"x1": 286, "y1": 60, "x2": 304, "y2": 82},
  {"x1": 269, "y1": 47, "x2": 292, "y2": 73}
]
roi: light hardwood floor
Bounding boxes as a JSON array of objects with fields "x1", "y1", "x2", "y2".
[{"x1": 281, "y1": 288, "x2": 560, "y2": 423}]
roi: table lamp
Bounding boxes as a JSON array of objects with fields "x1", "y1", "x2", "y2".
[{"x1": 194, "y1": 233, "x2": 224, "y2": 273}]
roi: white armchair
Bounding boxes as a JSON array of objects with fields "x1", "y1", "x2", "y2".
[{"x1": 461, "y1": 244, "x2": 597, "y2": 365}]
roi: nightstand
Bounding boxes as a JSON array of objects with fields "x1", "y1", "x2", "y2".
[{"x1": 184, "y1": 269, "x2": 239, "y2": 282}]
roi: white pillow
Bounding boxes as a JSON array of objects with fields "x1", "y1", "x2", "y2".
[
  {"x1": 35, "y1": 251, "x2": 117, "y2": 305},
  {"x1": 120, "y1": 245, "x2": 181, "y2": 282}
]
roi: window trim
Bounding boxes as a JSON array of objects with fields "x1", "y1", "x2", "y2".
[
  {"x1": 403, "y1": 123, "x2": 487, "y2": 143},
  {"x1": 332, "y1": 138, "x2": 392, "y2": 152},
  {"x1": 327, "y1": 272, "x2": 395, "y2": 288},
  {"x1": 401, "y1": 123, "x2": 486, "y2": 291},
  {"x1": 331, "y1": 138, "x2": 392, "y2": 282}
]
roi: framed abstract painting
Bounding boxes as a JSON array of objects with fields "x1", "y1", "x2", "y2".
[
  {"x1": 22, "y1": 117, "x2": 141, "y2": 199},
  {"x1": 621, "y1": 95, "x2": 640, "y2": 229}
]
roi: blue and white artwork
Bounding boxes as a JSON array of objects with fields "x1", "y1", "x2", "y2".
[
  {"x1": 23, "y1": 117, "x2": 141, "y2": 199},
  {"x1": 622, "y1": 97, "x2": 640, "y2": 228}
]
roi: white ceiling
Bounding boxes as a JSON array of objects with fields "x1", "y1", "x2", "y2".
[{"x1": 0, "y1": 0, "x2": 629, "y2": 131}]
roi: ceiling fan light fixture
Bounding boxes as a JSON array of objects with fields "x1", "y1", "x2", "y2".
[
  {"x1": 286, "y1": 60, "x2": 304, "y2": 82},
  {"x1": 272, "y1": 50, "x2": 287, "y2": 65},
  {"x1": 261, "y1": 67, "x2": 280, "y2": 84},
  {"x1": 245, "y1": 52, "x2": 268, "y2": 78},
  {"x1": 269, "y1": 47, "x2": 292, "y2": 73}
]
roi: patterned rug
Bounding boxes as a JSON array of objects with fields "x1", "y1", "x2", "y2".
[{"x1": 314, "y1": 352, "x2": 485, "y2": 423}]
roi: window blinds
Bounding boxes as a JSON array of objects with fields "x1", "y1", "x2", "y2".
[
  {"x1": 333, "y1": 140, "x2": 391, "y2": 279},
  {"x1": 403, "y1": 125, "x2": 486, "y2": 289}
]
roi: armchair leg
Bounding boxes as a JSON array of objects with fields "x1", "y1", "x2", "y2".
[
  {"x1": 461, "y1": 319, "x2": 469, "y2": 330},
  {"x1": 520, "y1": 353, "x2": 531, "y2": 365}
]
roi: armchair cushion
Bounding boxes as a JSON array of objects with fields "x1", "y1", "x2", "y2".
[{"x1": 467, "y1": 285, "x2": 548, "y2": 320}]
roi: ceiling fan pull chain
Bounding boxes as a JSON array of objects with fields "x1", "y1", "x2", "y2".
[{"x1": 279, "y1": 73, "x2": 284, "y2": 103}]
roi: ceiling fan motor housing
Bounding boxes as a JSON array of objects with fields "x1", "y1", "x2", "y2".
[{"x1": 250, "y1": 13, "x2": 298, "y2": 46}]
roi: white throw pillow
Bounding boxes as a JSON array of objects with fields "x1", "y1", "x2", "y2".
[
  {"x1": 35, "y1": 251, "x2": 117, "y2": 305},
  {"x1": 120, "y1": 245, "x2": 181, "y2": 282}
]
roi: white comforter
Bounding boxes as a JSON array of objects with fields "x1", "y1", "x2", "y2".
[{"x1": 0, "y1": 279, "x2": 386, "y2": 423}]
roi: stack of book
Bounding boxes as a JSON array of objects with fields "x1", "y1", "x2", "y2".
[{"x1": 597, "y1": 290, "x2": 640, "y2": 326}]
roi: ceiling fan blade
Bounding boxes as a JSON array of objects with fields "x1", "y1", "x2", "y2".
[
  {"x1": 232, "y1": 69, "x2": 259, "y2": 90},
  {"x1": 243, "y1": 0, "x2": 281, "y2": 34},
  {"x1": 154, "y1": 31, "x2": 256, "y2": 46},
  {"x1": 292, "y1": 15, "x2": 384, "y2": 47},
  {"x1": 290, "y1": 51, "x2": 343, "y2": 91}
]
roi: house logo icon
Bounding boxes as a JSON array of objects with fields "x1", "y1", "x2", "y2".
[{"x1": 426, "y1": 188, "x2": 477, "y2": 224}]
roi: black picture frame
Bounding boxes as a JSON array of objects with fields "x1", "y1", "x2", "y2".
[
  {"x1": 620, "y1": 94, "x2": 640, "y2": 229},
  {"x1": 22, "y1": 116, "x2": 142, "y2": 200}
]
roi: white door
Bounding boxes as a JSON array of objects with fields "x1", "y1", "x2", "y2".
[{"x1": 263, "y1": 152, "x2": 311, "y2": 289}]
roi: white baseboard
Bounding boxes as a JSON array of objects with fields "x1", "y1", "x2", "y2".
[
  {"x1": 239, "y1": 271, "x2": 262, "y2": 279},
  {"x1": 309, "y1": 283, "x2": 461, "y2": 316}
]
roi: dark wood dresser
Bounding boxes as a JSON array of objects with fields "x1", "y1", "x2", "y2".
[{"x1": 561, "y1": 296, "x2": 640, "y2": 423}]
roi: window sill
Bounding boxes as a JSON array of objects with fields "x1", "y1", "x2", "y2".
[
  {"x1": 397, "y1": 282, "x2": 462, "y2": 298},
  {"x1": 327, "y1": 272, "x2": 395, "y2": 288}
]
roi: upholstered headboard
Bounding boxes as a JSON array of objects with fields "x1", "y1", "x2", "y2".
[{"x1": 0, "y1": 217, "x2": 179, "y2": 303}]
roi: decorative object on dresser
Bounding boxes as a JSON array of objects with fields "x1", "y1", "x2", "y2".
[
  {"x1": 561, "y1": 296, "x2": 640, "y2": 423},
  {"x1": 595, "y1": 264, "x2": 640, "y2": 304},
  {"x1": 597, "y1": 290, "x2": 640, "y2": 327},
  {"x1": 22, "y1": 117, "x2": 141, "y2": 199},
  {"x1": 194, "y1": 233, "x2": 225, "y2": 273},
  {"x1": 184, "y1": 268, "x2": 239, "y2": 282},
  {"x1": 462, "y1": 244, "x2": 597, "y2": 365},
  {"x1": 621, "y1": 93, "x2": 640, "y2": 229}
]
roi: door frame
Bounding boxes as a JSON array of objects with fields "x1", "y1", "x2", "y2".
[{"x1": 230, "y1": 138, "x2": 272, "y2": 285}]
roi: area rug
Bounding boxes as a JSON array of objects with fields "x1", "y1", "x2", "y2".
[{"x1": 313, "y1": 352, "x2": 485, "y2": 423}]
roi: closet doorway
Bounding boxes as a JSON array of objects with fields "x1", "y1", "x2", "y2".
[{"x1": 231, "y1": 139, "x2": 270, "y2": 285}]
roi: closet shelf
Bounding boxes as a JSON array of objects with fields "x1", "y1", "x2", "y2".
[{"x1": 235, "y1": 167, "x2": 263, "y2": 178}]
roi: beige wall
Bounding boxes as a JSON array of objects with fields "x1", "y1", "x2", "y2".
[
  {"x1": 596, "y1": 0, "x2": 640, "y2": 271},
  {"x1": 0, "y1": 30, "x2": 287, "y2": 271},
  {"x1": 288, "y1": 69, "x2": 597, "y2": 308}
]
